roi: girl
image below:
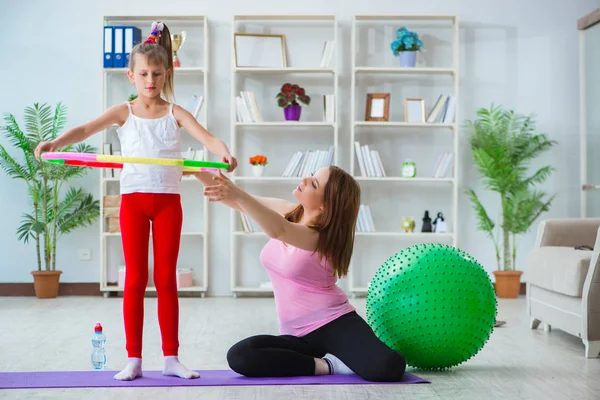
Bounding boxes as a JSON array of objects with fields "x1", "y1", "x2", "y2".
[
  {"x1": 35, "y1": 21, "x2": 238, "y2": 381},
  {"x1": 198, "y1": 166, "x2": 406, "y2": 382}
]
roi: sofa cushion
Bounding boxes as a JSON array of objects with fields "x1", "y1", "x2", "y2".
[{"x1": 526, "y1": 246, "x2": 592, "y2": 297}]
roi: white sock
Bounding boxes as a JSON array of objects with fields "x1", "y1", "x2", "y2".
[
  {"x1": 113, "y1": 358, "x2": 143, "y2": 381},
  {"x1": 323, "y1": 353, "x2": 354, "y2": 375},
  {"x1": 163, "y1": 356, "x2": 200, "y2": 379}
]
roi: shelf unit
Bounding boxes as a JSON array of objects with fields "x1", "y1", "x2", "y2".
[
  {"x1": 99, "y1": 15, "x2": 209, "y2": 297},
  {"x1": 348, "y1": 15, "x2": 459, "y2": 296},
  {"x1": 229, "y1": 15, "x2": 338, "y2": 297}
]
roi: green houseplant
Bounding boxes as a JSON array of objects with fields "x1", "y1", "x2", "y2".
[
  {"x1": 464, "y1": 104, "x2": 556, "y2": 298},
  {"x1": 0, "y1": 102, "x2": 100, "y2": 298}
]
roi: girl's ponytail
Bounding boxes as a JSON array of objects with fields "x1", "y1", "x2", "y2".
[{"x1": 134, "y1": 21, "x2": 175, "y2": 102}]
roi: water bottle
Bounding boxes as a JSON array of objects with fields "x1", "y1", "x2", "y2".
[{"x1": 91, "y1": 322, "x2": 106, "y2": 370}]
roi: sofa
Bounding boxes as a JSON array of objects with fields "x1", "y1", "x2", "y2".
[{"x1": 526, "y1": 218, "x2": 600, "y2": 358}]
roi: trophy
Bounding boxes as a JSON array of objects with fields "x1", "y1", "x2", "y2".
[{"x1": 171, "y1": 31, "x2": 186, "y2": 67}]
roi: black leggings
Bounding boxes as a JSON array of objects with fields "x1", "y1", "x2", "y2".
[{"x1": 226, "y1": 311, "x2": 406, "y2": 382}]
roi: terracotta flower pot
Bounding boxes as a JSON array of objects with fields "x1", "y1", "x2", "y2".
[
  {"x1": 493, "y1": 270, "x2": 522, "y2": 298},
  {"x1": 31, "y1": 270, "x2": 62, "y2": 299}
]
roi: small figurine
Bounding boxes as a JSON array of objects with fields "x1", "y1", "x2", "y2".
[
  {"x1": 401, "y1": 159, "x2": 416, "y2": 178},
  {"x1": 433, "y1": 212, "x2": 448, "y2": 233},
  {"x1": 401, "y1": 216, "x2": 416, "y2": 232},
  {"x1": 421, "y1": 210, "x2": 432, "y2": 232}
]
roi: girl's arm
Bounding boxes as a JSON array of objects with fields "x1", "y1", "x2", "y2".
[
  {"x1": 35, "y1": 104, "x2": 127, "y2": 160},
  {"x1": 191, "y1": 171, "x2": 296, "y2": 215},
  {"x1": 174, "y1": 105, "x2": 237, "y2": 172},
  {"x1": 204, "y1": 171, "x2": 318, "y2": 251}
]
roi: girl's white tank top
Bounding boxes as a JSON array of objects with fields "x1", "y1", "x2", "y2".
[{"x1": 116, "y1": 102, "x2": 182, "y2": 195}]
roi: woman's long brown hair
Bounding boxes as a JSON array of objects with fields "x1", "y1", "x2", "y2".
[
  {"x1": 284, "y1": 166, "x2": 361, "y2": 278},
  {"x1": 129, "y1": 22, "x2": 175, "y2": 102}
]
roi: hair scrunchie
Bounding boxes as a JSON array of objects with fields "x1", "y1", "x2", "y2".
[{"x1": 144, "y1": 21, "x2": 165, "y2": 44}]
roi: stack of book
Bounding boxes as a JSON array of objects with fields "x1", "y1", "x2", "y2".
[
  {"x1": 426, "y1": 94, "x2": 456, "y2": 123},
  {"x1": 282, "y1": 146, "x2": 334, "y2": 177},
  {"x1": 357, "y1": 204, "x2": 376, "y2": 232},
  {"x1": 354, "y1": 141, "x2": 386, "y2": 177},
  {"x1": 235, "y1": 91, "x2": 262, "y2": 123},
  {"x1": 431, "y1": 152, "x2": 454, "y2": 178},
  {"x1": 239, "y1": 212, "x2": 257, "y2": 232},
  {"x1": 184, "y1": 95, "x2": 204, "y2": 121}
]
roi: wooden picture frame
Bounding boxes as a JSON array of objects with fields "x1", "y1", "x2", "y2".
[
  {"x1": 405, "y1": 98, "x2": 425, "y2": 123},
  {"x1": 234, "y1": 33, "x2": 287, "y2": 68},
  {"x1": 365, "y1": 93, "x2": 390, "y2": 121}
]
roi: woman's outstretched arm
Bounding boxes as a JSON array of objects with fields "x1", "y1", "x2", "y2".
[
  {"x1": 203, "y1": 171, "x2": 318, "y2": 251},
  {"x1": 191, "y1": 171, "x2": 297, "y2": 216}
]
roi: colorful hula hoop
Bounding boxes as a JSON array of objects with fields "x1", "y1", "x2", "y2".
[{"x1": 41, "y1": 152, "x2": 229, "y2": 172}]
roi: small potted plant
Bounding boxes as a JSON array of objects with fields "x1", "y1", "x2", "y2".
[
  {"x1": 249, "y1": 154, "x2": 268, "y2": 177},
  {"x1": 276, "y1": 83, "x2": 311, "y2": 121},
  {"x1": 390, "y1": 26, "x2": 424, "y2": 67}
]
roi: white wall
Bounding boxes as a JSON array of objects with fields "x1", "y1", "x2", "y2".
[{"x1": 1, "y1": 0, "x2": 598, "y2": 295}]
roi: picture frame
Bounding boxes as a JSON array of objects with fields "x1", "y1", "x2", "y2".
[
  {"x1": 365, "y1": 93, "x2": 390, "y2": 121},
  {"x1": 234, "y1": 33, "x2": 287, "y2": 68},
  {"x1": 405, "y1": 98, "x2": 425, "y2": 123}
]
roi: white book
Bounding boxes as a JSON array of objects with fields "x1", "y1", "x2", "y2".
[
  {"x1": 325, "y1": 40, "x2": 335, "y2": 67},
  {"x1": 373, "y1": 151, "x2": 386, "y2": 177},
  {"x1": 192, "y1": 95, "x2": 204, "y2": 120},
  {"x1": 327, "y1": 146, "x2": 334, "y2": 166},
  {"x1": 354, "y1": 141, "x2": 366, "y2": 176},
  {"x1": 282, "y1": 152, "x2": 300, "y2": 177},
  {"x1": 426, "y1": 95, "x2": 448, "y2": 123},
  {"x1": 364, "y1": 145, "x2": 377, "y2": 177},
  {"x1": 360, "y1": 145, "x2": 371, "y2": 177},
  {"x1": 443, "y1": 96, "x2": 456, "y2": 123},
  {"x1": 370, "y1": 150, "x2": 382, "y2": 177},
  {"x1": 293, "y1": 152, "x2": 307, "y2": 177},
  {"x1": 434, "y1": 153, "x2": 448, "y2": 177},
  {"x1": 365, "y1": 205, "x2": 376, "y2": 232},
  {"x1": 440, "y1": 152, "x2": 454, "y2": 177},
  {"x1": 248, "y1": 92, "x2": 263, "y2": 122},
  {"x1": 431, "y1": 152, "x2": 445, "y2": 177}
]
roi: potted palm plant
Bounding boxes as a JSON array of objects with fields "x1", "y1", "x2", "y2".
[
  {"x1": 464, "y1": 104, "x2": 556, "y2": 298},
  {"x1": 0, "y1": 102, "x2": 100, "y2": 298}
]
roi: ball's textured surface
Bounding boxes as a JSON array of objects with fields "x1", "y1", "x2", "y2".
[{"x1": 366, "y1": 244, "x2": 497, "y2": 370}]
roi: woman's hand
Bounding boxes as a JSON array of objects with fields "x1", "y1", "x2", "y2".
[
  {"x1": 222, "y1": 153, "x2": 238, "y2": 172},
  {"x1": 203, "y1": 170, "x2": 243, "y2": 202},
  {"x1": 34, "y1": 141, "x2": 58, "y2": 161}
]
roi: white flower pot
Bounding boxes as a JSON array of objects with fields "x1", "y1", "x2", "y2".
[{"x1": 252, "y1": 165, "x2": 265, "y2": 177}]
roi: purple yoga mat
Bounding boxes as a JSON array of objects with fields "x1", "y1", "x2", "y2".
[{"x1": 0, "y1": 369, "x2": 429, "y2": 389}]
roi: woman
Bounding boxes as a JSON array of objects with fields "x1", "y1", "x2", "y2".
[{"x1": 196, "y1": 166, "x2": 406, "y2": 382}]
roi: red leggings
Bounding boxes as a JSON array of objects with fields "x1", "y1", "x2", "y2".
[{"x1": 120, "y1": 192, "x2": 182, "y2": 358}]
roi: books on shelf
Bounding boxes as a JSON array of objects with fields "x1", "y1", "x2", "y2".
[
  {"x1": 357, "y1": 204, "x2": 376, "y2": 232},
  {"x1": 431, "y1": 152, "x2": 454, "y2": 178},
  {"x1": 235, "y1": 91, "x2": 262, "y2": 123},
  {"x1": 323, "y1": 94, "x2": 335, "y2": 122},
  {"x1": 185, "y1": 95, "x2": 204, "y2": 121},
  {"x1": 426, "y1": 94, "x2": 456, "y2": 123},
  {"x1": 319, "y1": 40, "x2": 335, "y2": 67},
  {"x1": 354, "y1": 141, "x2": 386, "y2": 177},
  {"x1": 239, "y1": 212, "x2": 258, "y2": 232},
  {"x1": 282, "y1": 146, "x2": 334, "y2": 177}
]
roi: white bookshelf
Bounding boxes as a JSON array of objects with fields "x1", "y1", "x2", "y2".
[
  {"x1": 229, "y1": 15, "x2": 338, "y2": 297},
  {"x1": 348, "y1": 15, "x2": 459, "y2": 297},
  {"x1": 99, "y1": 15, "x2": 209, "y2": 297}
]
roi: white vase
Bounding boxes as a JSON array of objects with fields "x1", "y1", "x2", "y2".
[{"x1": 252, "y1": 165, "x2": 264, "y2": 177}]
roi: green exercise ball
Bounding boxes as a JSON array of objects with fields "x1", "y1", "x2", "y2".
[{"x1": 366, "y1": 243, "x2": 497, "y2": 371}]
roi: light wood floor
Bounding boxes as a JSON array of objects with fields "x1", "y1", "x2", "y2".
[{"x1": 1, "y1": 295, "x2": 599, "y2": 399}]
